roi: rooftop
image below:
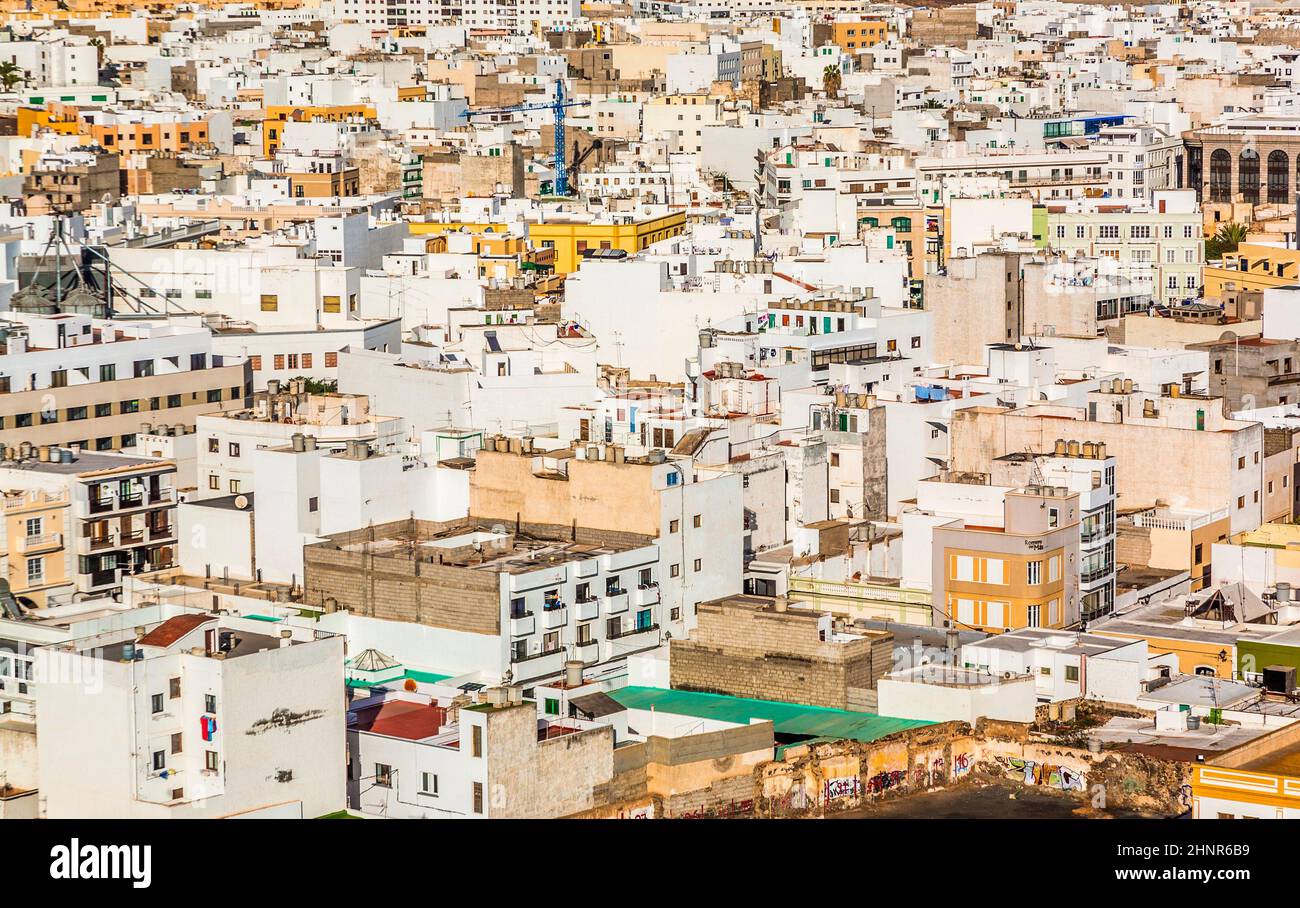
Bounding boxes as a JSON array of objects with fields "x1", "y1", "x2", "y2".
[{"x1": 608, "y1": 686, "x2": 931, "y2": 744}]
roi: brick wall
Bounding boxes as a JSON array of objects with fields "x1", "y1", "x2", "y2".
[{"x1": 669, "y1": 598, "x2": 893, "y2": 709}]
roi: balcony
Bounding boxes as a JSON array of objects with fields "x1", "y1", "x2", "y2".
[
  {"x1": 17, "y1": 532, "x2": 62, "y2": 554},
  {"x1": 88, "y1": 568, "x2": 119, "y2": 589},
  {"x1": 575, "y1": 639, "x2": 600, "y2": 663},
  {"x1": 575, "y1": 597, "x2": 599, "y2": 621},
  {"x1": 88, "y1": 497, "x2": 115, "y2": 515},
  {"x1": 633, "y1": 583, "x2": 660, "y2": 607},
  {"x1": 80, "y1": 533, "x2": 116, "y2": 554},
  {"x1": 148, "y1": 524, "x2": 174, "y2": 541},
  {"x1": 1081, "y1": 565, "x2": 1114, "y2": 585},
  {"x1": 119, "y1": 529, "x2": 145, "y2": 546},
  {"x1": 509, "y1": 646, "x2": 568, "y2": 683},
  {"x1": 509, "y1": 613, "x2": 535, "y2": 637},
  {"x1": 603, "y1": 591, "x2": 629, "y2": 615},
  {"x1": 608, "y1": 622, "x2": 661, "y2": 650},
  {"x1": 542, "y1": 604, "x2": 568, "y2": 629},
  {"x1": 148, "y1": 488, "x2": 176, "y2": 506}
]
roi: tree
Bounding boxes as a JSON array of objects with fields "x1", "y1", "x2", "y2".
[
  {"x1": 0, "y1": 61, "x2": 24, "y2": 93},
  {"x1": 1205, "y1": 222, "x2": 1247, "y2": 259},
  {"x1": 922, "y1": 98, "x2": 945, "y2": 109},
  {"x1": 822, "y1": 64, "x2": 841, "y2": 100}
]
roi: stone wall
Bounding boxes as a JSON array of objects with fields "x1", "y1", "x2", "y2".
[{"x1": 670, "y1": 598, "x2": 893, "y2": 710}]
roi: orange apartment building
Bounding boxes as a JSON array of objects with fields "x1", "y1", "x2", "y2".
[{"x1": 930, "y1": 483, "x2": 1082, "y2": 634}]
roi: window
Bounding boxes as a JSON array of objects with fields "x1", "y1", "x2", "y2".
[
  {"x1": 421, "y1": 772, "x2": 438, "y2": 795},
  {"x1": 151, "y1": 693, "x2": 164, "y2": 714},
  {"x1": 67, "y1": 405, "x2": 87, "y2": 421},
  {"x1": 152, "y1": 751, "x2": 166, "y2": 772},
  {"x1": 669, "y1": 519, "x2": 679, "y2": 534},
  {"x1": 308, "y1": 497, "x2": 318, "y2": 513},
  {"x1": 26, "y1": 557, "x2": 42, "y2": 584},
  {"x1": 472, "y1": 781, "x2": 484, "y2": 814},
  {"x1": 260, "y1": 295, "x2": 279, "y2": 312},
  {"x1": 323, "y1": 295, "x2": 341, "y2": 313},
  {"x1": 170, "y1": 733, "x2": 182, "y2": 754},
  {"x1": 1048, "y1": 507, "x2": 1059, "y2": 528},
  {"x1": 121, "y1": 399, "x2": 140, "y2": 414},
  {"x1": 229, "y1": 480, "x2": 241, "y2": 494},
  {"x1": 325, "y1": 352, "x2": 338, "y2": 368},
  {"x1": 205, "y1": 694, "x2": 216, "y2": 713},
  {"x1": 692, "y1": 515, "x2": 701, "y2": 528},
  {"x1": 169, "y1": 677, "x2": 181, "y2": 699},
  {"x1": 208, "y1": 475, "x2": 220, "y2": 490},
  {"x1": 830, "y1": 489, "x2": 840, "y2": 503},
  {"x1": 1027, "y1": 604, "x2": 1041, "y2": 627},
  {"x1": 670, "y1": 563, "x2": 680, "y2": 578},
  {"x1": 544, "y1": 697, "x2": 560, "y2": 715},
  {"x1": 471, "y1": 725, "x2": 482, "y2": 758},
  {"x1": 229, "y1": 443, "x2": 241, "y2": 457},
  {"x1": 693, "y1": 558, "x2": 702, "y2": 572},
  {"x1": 1065, "y1": 665, "x2": 1080, "y2": 683},
  {"x1": 1027, "y1": 561, "x2": 1042, "y2": 584}
]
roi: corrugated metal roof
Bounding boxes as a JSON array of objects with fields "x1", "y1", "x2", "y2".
[{"x1": 609, "y1": 687, "x2": 931, "y2": 742}]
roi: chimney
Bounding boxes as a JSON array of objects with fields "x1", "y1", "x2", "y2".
[
  {"x1": 279, "y1": 629, "x2": 293, "y2": 648},
  {"x1": 773, "y1": 595, "x2": 789, "y2": 613}
]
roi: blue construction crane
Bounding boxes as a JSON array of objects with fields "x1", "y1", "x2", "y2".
[{"x1": 460, "y1": 81, "x2": 590, "y2": 197}]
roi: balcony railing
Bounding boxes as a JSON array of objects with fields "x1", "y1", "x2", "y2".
[
  {"x1": 609, "y1": 622, "x2": 660, "y2": 642},
  {"x1": 575, "y1": 597, "x2": 599, "y2": 621},
  {"x1": 86, "y1": 534, "x2": 116, "y2": 552},
  {"x1": 603, "y1": 591, "x2": 629, "y2": 615},
  {"x1": 1081, "y1": 565, "x2": 1114, "y2": 584},
  {"x1": 509, "y1": 613, "x2": 535, "y2": 637},
  {"x1": 17, "y1": 532, "x2": 62, "y2": 553},
  {"x1": 542, "y1": 605, "x2": 568, "y2": 630},
  {"x1": 148, "y1": 524, "x2": 174, "y2": 541},
  {"x1": 634, "y1": 583, "x2": 661, "y2": 607}
]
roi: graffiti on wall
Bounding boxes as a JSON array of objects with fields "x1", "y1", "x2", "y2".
[
  {"x1": 824, "y1": 776, "x2": 862, "y2": 801},
  {"x1": 1000, "y1": 756, "x2": 1085, "y2": 791},
  {"x1": 954, "y1": 752, "x2": 972, "y2": 776}
]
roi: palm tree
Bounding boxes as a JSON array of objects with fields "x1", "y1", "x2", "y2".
[
  {"x1": 0, "y1": 61, "x2": 23, "y2": 93},
  {"x1": 922, "y1": 98, "x2": 945, "y2": 109},
  {"x1": 1205, "y1": 221, "x2": 1248, "y2": 259},
  {"x1": 822, "y1": 64, "x2": 841, "y2": 100}
]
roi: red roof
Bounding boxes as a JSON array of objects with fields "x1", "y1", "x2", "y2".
[
  {"x1": 354, "y1": 701, "x2": 447, "y2": 741},
  {"x1": 138, "y1": 614, "x2": 215, "y2": 648}
]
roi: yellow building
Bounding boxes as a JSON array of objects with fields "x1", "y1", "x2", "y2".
[
  {"x1": 1203, "y1": 242, "x2": 1300, "y2": 299},
  {"x1": 1192, "y1": 722, "x2": 1300, "y2": 818},
  {"x1": 831, "y1": 19, "x2": 889, "y2": 52},
  {"x1": 528, "y1": 211, "x2": 687, "y2": 274},
  {"x1": 3, "y1": 489, "x2": 72, "y2": 608},
  {"x1": 931, "y1": 485, "x2": 1081, "y2": 634}
]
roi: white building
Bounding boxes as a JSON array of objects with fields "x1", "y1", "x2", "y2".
[{"x1": 35, "y1": 610, "x2": 346, "y2": 818}]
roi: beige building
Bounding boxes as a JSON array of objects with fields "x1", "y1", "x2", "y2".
[
  {"x1": 670, "y1": 594, "x2": 895, "y2": 711},
  {"x1": 950, "y1": 395, "x2": 1264, "y2": 535}
]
